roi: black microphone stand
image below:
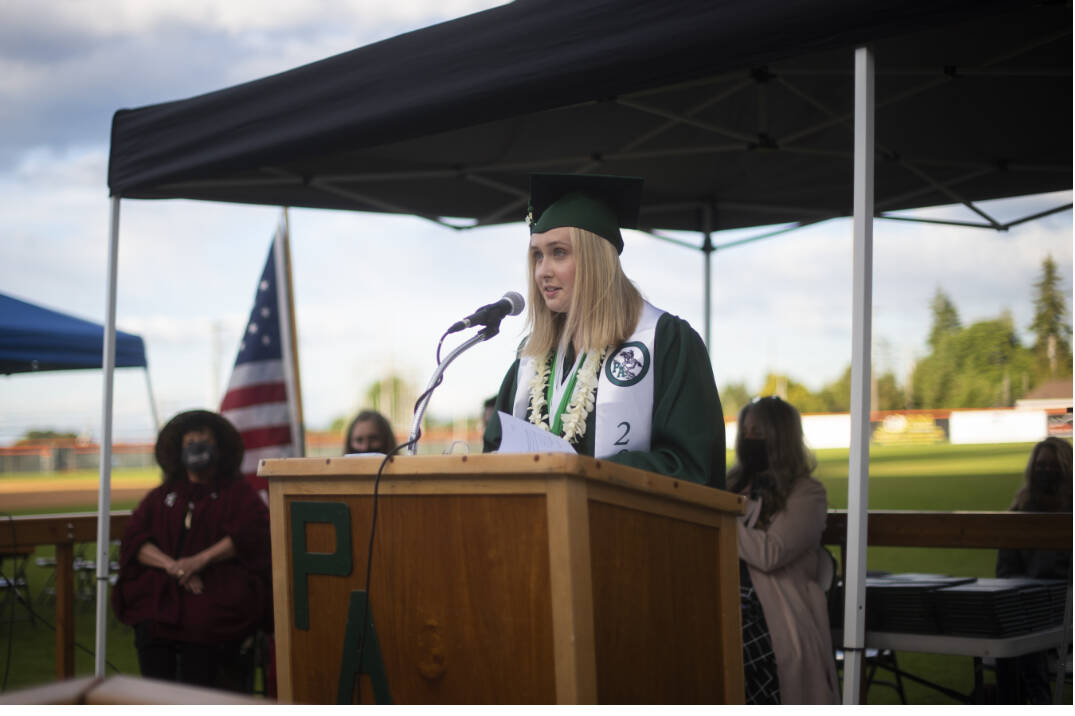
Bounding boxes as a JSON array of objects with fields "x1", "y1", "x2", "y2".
[{"x1": 407, "y1": 322, "x2": 501, "y2": 455}]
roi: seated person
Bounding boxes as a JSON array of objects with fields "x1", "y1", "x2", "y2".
[
  {"x1": 994, "y1": 436, "x2": 1072, "y2": 704},
  {"x1": 112, "y1": 410, "x2": 271, "y2": 692},
  {"x1": 344, "y1": 410, "x2": 397, "y2": 454}
]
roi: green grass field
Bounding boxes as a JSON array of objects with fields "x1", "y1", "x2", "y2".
[{"x1": 1, "y1": 442, "x2": 1069, "y2": 703}]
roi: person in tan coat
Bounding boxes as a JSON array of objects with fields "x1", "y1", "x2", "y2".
[{"x1": 730, "y1": 396, "x2": 840, "y2": 704}]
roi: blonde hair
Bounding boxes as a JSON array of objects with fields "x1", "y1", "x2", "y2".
[{"x1": 522, "y1": 227, "x2": 643, "y2": 358}]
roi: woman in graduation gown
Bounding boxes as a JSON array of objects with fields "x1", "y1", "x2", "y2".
[{"x1": 482, "y1": 173, "x2": 725, "y2": 488}]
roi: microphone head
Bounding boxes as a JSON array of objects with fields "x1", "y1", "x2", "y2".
[{"x1": 502, "y1": 291, "x2": 525, "y2": 316}]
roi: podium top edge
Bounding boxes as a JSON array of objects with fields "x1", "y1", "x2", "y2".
[{"x1": 258, "y1": 453, "x2": 743, "y2": 514}]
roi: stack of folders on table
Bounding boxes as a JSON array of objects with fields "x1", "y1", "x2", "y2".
[
  {"x1": 864, "y1": 574, "x2": 975, "y2": 634},
  {"x1": 932, "y1": 577, "x2": 1068, "y2": 638},
  {"x1": 861, "y1": 574, "x2": 1067, "y2": 637}
]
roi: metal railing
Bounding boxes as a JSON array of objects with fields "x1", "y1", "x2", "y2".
[{"x1": 1, "y1": 512, "x2": 132, "y2": 679}]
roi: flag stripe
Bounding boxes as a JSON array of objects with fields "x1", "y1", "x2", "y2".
[
  {"x1": 221, "y1": 231, "x2": 300, "y2": 507},
  {"x1": 227, "y1": 359, "x2": 285, "y2": 388},
  {"x1": 221, "y1": 382, "x2": 288, "y2": 411},
  {"x1": 223, "y1": 402, "x2": 291, "y2": 432},
  {"x1": 239, "y1": 425, "x2": 294, "y2": 450}
]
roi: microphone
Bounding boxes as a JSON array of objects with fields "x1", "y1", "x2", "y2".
[{"x1": 447, "y1": 291, "x2": 525, "y2": 334}]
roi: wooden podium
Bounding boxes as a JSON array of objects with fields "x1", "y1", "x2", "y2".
[{"x1": 261, "y1": 453, "x2": 745, "y2": 704}]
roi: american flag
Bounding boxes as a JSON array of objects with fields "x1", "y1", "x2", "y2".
[{"x1": 220, "y1": 223, "x2": 303, "y2": 502}]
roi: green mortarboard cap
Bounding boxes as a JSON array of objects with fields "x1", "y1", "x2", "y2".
[{"x1": 527, "y1": 174, "x2": 644, "y2": 254}]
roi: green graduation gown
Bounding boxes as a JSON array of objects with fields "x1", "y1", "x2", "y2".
[{"x1": 483, "y1": 312, "x2": 726, "y2": 488}]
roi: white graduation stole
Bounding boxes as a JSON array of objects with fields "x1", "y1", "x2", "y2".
[{"x1": 512, "y1": 301, "x2": 664, "y2": 457}]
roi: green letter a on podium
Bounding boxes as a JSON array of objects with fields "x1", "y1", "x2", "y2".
[{"x1": 337, "y1": 590, "x2": 392, "y2": 704}]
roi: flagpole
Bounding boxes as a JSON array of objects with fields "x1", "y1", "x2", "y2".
[{"x1": 276, "y1": 207, "x2": 305, "y2": 456}]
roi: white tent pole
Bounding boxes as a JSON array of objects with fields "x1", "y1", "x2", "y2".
[
  {"x1": 144, "y1": 367, "x2": 160, "y2": 433},
  {"x1": 95, "y1": 196, "x2": 121, "y2": 677},
  {"x1": 841, "y1": 45, "x2": 875, "y2": 706},
  {"x1": 702, "y1": 203, "x2": 713, "y2": 352}
]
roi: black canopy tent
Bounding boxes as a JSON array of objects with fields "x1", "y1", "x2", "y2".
[
  {"x1": 102, "y1": 0, "x2": 1072, "y2": 700},
  {"x1": 109, "y1": 0, "x2": 1070, "y2": 233}
]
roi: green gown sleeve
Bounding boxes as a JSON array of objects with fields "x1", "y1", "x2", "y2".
[
  {"x1": 482, "y1": 358, "x2": 520, "y2": 453},
  {"x1": 602, "y1": 313, "x2": 726, "y2": 488}
]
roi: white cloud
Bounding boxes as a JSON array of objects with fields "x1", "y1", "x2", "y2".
[{"x1": 5, "y1": 1, "x2": 507, "y2": 37}]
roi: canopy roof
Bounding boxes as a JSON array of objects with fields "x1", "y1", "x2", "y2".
[
  {"x1": 108, "y1": 0, "x2": 1071, "y2": 234},
  {"x1": 0, "y1": 293, "x2": 147, "y2": 374}
]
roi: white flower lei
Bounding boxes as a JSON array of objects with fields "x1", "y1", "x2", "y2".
[{"x1": 528, "y1": 347, "x2": 608, "y2": 444}]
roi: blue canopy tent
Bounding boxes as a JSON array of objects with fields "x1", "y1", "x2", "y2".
[
  {"x1": 0, "y1": 291, "x2": 160, "y2": 428},
  {"x1": 1, "y1": 292, "x2": 148, "y2": 374}
]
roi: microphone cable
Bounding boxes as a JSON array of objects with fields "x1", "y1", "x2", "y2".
[
  {"x1": 353, "y1": 438, "x2": 412, "y2": 703},
  {"x1": 353, "y1": 315, "x2": 502, "y2": 699},
  {"x1": 352, "y1": 347, "x2": 446, "y2": 701}
]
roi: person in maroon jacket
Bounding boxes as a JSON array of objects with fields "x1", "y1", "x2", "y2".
[{"x1": 112, "y1": 410, "x2": 271, "y2": 691}]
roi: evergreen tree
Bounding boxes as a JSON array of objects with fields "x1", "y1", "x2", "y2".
[
  {"x1": 1028, "y1": 254, "x2": 1072, "y2": 377},
  {"x1": 911, "y1": 315, "x2": 1034, "y2": 408},
  {"x1": 875, "y1": 371, "x2": 906, "y2": 410},
  {"x1": 927, "y1": 288, "x2": 961, "y2": 349}
]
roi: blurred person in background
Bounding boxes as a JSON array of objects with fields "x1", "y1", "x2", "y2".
[
  {"x1": 730, "y1": 396, "x2": 840, "y2": 704},
  {"x1": 481, "y1": 395, "x2": 497, "y2": 433},
  {"x1": 113, "y1": 410, "x2": 271, "y2": 692},
  {"x1": 994, "y1": 436, "x2": 1073, "y2": 703},
  {"x1": 343, "y1": 409, "x2": 397, "y2": 454}
]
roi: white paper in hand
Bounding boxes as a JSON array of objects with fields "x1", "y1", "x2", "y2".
[{"x1": 495, "y1": 411, "x2": 576, "y2": 454}]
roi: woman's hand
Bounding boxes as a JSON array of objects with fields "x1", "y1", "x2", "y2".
[
  {"x1": 138, "y1": 542, "x2": 181, "y2": 576},
  {"x1": 182, "y1": 574, "x2": 205, "y2": 595},
  {"x1": 173, "y1": 536, "x2": 238, "y2": 586},
  {"x1": 173, "y1": 553, "x2": 209, "y2": 586}
]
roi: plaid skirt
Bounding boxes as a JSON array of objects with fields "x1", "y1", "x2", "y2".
[{"x1": 740, "y1": 561, "x2": 780, "y2": 705}]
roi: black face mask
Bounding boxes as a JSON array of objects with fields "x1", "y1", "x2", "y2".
[
  {"x1": 739, "y1": 437, "x2": 769, "y2": 477},
  {"x1": 1030, "y1": 465, "x2": 1061, "y2": 495},
  {"x1": 181, "y1": 440, "x2": 217, "y2": 472}
]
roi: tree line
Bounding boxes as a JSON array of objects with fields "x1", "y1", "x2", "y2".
[{"x1": 719, "y1": 255, "x2": 1072, "y2": 416}]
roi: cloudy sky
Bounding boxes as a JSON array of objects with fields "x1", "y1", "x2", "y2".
[{"x1": 1, "y1": 0, "x2": 1071, "y2": 445}]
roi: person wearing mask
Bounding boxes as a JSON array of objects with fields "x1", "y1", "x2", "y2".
[
  {"x1": 994, "y1": 436, "x2": 1073, "y2": 703},
  {"x1": 112, "y1": 410, "x2": 271, "y2": 691},
  {"x1": 730, "y1": 396, "x2": 840, "y2": 704},
  {"x1": 482, "y1": 173, "x2": 724, "y2": 487},
  {"x1": 343, "y1": 410, "x2": 397, "y2": 455}
]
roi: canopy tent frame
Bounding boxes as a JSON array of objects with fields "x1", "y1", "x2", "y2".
[
  {"x1": 98, "y1": 0, "x2": 1072, "y2": 702},
  {"x1": 112, "y1": 15, "x2": 1068, "y2": 354},
  {"x1": 129, "y1": 19, "x2": 1071, "y2": 238}
]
